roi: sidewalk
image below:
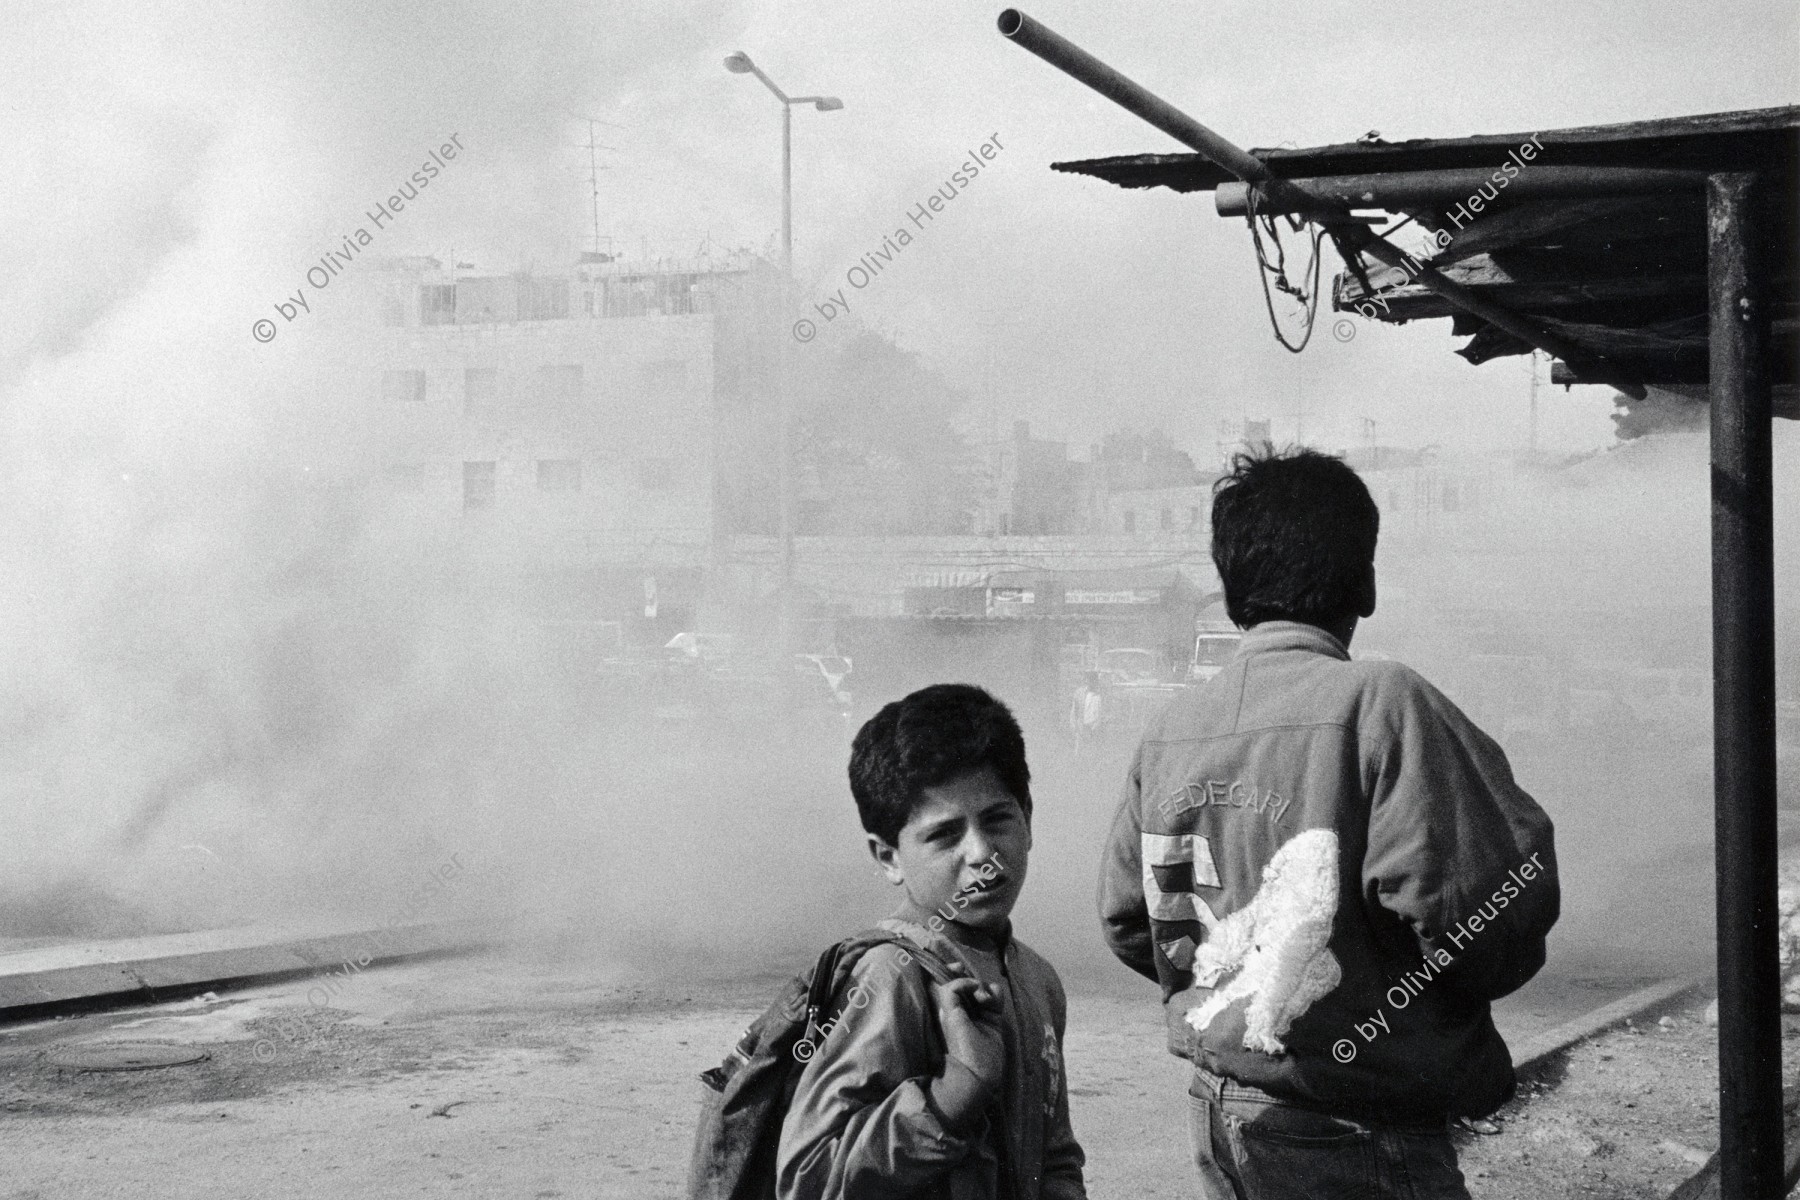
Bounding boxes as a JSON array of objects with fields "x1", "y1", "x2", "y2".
[{"x1": 0, "y1": 921, "x2": 486, "y2": 1016}]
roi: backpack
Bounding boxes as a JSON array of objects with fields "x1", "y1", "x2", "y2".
[{"x1": 686, "y1": 928, "x2": 957, "y2": 1200}]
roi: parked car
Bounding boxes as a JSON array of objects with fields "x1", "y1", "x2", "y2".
[
  {"x1": 1189, "y1": 627, "x2": 1243, "y2": 683},
  {"x1": 663, "y1": 631, "x2": 734, "y2": 664},
  {"x1": 1099, "y1": 647, "x2": 1161, "y2": 684}
]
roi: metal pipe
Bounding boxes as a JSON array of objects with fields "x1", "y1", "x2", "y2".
[
  {"x1": 1215, "y1": 167, "x2": 1704, "y2": 217},
  {"x1": 997, "y1": 7, "x2": 1648, "y2": 399},
  {"x1": 1707, "y1": 170, "x2": 1782, "y2": 1200},
  {"x1": 998, "y1": 8, "x2": 1271, "y2": 184}
]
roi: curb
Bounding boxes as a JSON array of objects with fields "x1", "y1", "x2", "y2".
[
  {"x1": 0, "y1": 920, "x2": 490, "y2": 1020},
  {"x1": 1513, "y1": 973, "x2": 1711, "y2": 1072}
]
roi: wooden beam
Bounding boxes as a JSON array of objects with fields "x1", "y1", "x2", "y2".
[
  {"x1": 1545, "y1": 367, "x2": 1799, "y2": 417},
  {"x1": 1335, "y1": 254, "x2": 1705, "y2": 321},
  {"x1": 1431, "y1": 195, "x2": 1699, "y2": 266},
  {"x1": 1459, "y1": 316, "x2": 1706, "y2": 369},
  {"x1": 1533, "y1": 316, "x2": 1798, "y2": 382}
]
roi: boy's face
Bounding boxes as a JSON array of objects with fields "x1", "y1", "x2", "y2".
[{"x1": 868, "y1": 765, "x2": 1032, "y2": 938}]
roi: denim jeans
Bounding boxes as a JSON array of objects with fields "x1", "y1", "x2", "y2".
[{"x1": 1187, "y1": 1067, "x2": 1471, "y2": 1200}]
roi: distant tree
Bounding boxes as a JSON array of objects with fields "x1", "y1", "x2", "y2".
[{"x1": 789, "y1": 332, "x2": 978, "y2": 535}]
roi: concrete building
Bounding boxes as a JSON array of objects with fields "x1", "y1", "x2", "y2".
[
  {"x1": 358, "y1": 252, "x2": 759, "y2": 629},
  {"x1": 347, "y1": 255, "x2": 1227, "y2": 652}
]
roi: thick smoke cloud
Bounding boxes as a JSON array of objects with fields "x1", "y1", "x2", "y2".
[{"x1": 0, "y1": 0, "x2": 743, "y2": 940}]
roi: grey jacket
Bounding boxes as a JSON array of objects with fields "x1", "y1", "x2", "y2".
[
  {"x1": 1098, "y1": 621, "x2": 1559, "y2": 1120},
  {"x1": 776, "y1": 918, "x2": 1086, "y2": 1200}
]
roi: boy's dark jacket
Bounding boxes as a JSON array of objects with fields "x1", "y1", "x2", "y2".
[
  {"x1": 1098, "y1": 621, "x2": 1559, "y2": 1121},
  {"x1": 689, "y1": 929, "x2": 951, "y2": 1200},
  {"x1": 776, "y1": 918, "x2": 1086, "y2": 1200}
]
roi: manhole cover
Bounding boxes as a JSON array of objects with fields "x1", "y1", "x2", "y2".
[{"x1": 49, "y1": 1042, "x2": 210, "y2": 1072}]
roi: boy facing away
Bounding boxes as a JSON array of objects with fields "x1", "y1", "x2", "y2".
[
  {"x1": 778, "y1": 683, "x2": 1087, "y2": 1200},
  {"x1": 1099, "y1": 447, "x2": 1559, "y2": 1200}
]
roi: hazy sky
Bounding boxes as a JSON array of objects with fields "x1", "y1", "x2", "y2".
[{"x1": 4, "y1": 0, "x2": 1796, "y2": 463}]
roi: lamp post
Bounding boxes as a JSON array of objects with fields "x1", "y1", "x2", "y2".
[
  {"x1": 723, "y1": 52, "x2": 841, "y2": 680},
  {"x1": 723, "y1": 52, "x2": 843, "y2": 272}
]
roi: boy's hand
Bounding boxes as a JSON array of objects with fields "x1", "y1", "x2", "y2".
[{"x1": 928, "y1": 966, "x2": 1004, "y2": 1129}]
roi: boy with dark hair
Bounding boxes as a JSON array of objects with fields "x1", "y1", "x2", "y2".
[
  {"x1": 778, "y1": 683, "x2": 1086, "y2": 1200},
  {"x1": 1099, "y1": 446, "x2": 1559, "y2": 1200}
]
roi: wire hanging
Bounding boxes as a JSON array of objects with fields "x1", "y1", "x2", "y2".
[{"x1": 1245, "y1": 185, "x2": 1326, "y2": 353}]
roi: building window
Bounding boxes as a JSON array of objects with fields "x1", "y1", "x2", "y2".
[
  {"x1": 464, "y1": 367, "x2": 497, "y2": 413},
  {"x1": 538, "y1": 364, "x2": 583, "y2": 405},
  {"x1": 1122, "y1": 510, "x2": 1136, "y2": 533},
  {"x1": 638, "y1": 458, "x2": 674, "y2": 491},
  {"x1": 384, "y1": 464, "x2": 425, "y2": 492},
  {"x1": 463, "y1": 461, "x2": 496, "y2": 511},
  {"x1": 602, "y1": 273, "x2": 700, "y2": 318},
  {"x1": 537, "y1": 459, "x2": 582, "y2": 492},
  {"x1": 420, "y1": 284, "x2": 456, "y2": 325},
  {"x1": 384, "y1": 370, "x2": 427, "y2": 403}
]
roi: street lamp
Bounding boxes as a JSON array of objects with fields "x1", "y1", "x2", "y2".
[
  {"x1": 724, "y1": 52, "x2": 841, "y2": 692},
  {"x1": 723, "y1": 51, "x2": 842, "y2": 271}
]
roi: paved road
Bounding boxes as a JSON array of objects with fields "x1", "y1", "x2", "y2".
[{"x1": 0, "y1": 937, "x2": 1682, "y2": 1200}]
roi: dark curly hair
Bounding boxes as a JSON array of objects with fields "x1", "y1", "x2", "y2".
[
  {"x1": 849, "y1": 683, "x2": 1032, "y2": 846},
  {"x1": 1211, "y1": 444, "x2": 1379, "y2": 629}
]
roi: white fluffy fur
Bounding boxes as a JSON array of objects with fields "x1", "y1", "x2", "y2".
[
  {"x1": 1186, "y1": 828, "x2": 1342, "y2": 1055},
  {"x1": 1779, "y1": 859, "x2": 1800, "y2": 1011}
]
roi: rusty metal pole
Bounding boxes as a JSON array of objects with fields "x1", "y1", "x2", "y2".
[{"x1": 1708, "y1": 170, "x2": 1781, "y2": 1200}]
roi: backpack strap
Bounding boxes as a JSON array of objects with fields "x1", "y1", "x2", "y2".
[
  {"x1": 798, "y1": 941, "x2": 848, "y2": 1049},
  {"x1": 836, "y1": 928, "x2": 959, "y2": 985},
  {"x1": 799, "y1": 928, "x2": 958, "y2": 1044}
]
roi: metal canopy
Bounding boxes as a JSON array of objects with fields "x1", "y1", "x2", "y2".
[
  {"x1": 1054, "y1": 107, "x2": 1800, "y2": 413},
  {"x1": 1053, "y1": 107, "x2": 1800, "y2": 193}
]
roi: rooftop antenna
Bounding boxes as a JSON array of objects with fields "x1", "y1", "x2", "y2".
[{"x1": 567, "y1": 113, "x2": 622, "y2": 258}]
